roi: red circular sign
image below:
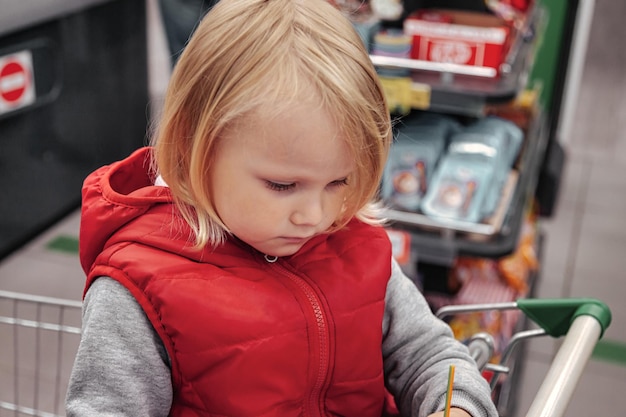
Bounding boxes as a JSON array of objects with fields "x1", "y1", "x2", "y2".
[{"x1": 0, "y1": 60, "x2": 29, "y2": 103}]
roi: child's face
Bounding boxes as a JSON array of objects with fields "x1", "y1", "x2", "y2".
[{"x1": 210, "y1": 102, "x2": 355, "y2": 258}]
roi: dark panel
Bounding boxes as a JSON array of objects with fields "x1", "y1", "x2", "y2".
[{"x1": 0, "y1": 0, "x2": 148, "y2": 260}]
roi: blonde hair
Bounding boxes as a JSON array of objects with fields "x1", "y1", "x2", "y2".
[{"x1": 152, "y1": 0, "x2": 391, "y2": 249}]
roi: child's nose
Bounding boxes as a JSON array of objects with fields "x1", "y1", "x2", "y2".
[{"x1": 290, "y1": 195, "x2": 324, "y2": 227}]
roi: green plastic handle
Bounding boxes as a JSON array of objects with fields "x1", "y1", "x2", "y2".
[{"x1": 516, "y1": 298, "x2": 612, "y2": 338}]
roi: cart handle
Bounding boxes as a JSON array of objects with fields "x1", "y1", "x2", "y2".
[
  {"x1": 516, "y1": 297, "x2": 611, "y2": 338},
  {"x1": 526, "y1": 313, "x2": 605, "y2": 417}
]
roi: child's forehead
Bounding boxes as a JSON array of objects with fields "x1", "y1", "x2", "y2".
[
  {"x1": 239, "y1": 101, "x2": 339, "y2": 138},
  {"x1": 245, "y1": 94, "x2": 327, "y2": 126},
  {"x1": 218, "y1": 101, "x2": 355, "y2": 175}
]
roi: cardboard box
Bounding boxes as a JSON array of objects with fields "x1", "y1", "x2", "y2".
[{"x1": 403, "y1": 9, "x2": 512, "y2": 71}]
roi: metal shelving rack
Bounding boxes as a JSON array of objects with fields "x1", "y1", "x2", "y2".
[
  {"x1": 370, "y1": 3, "x2": 544, "y2": 117},
  {"x1": 383, "y1": 113, "x2": 548, "y2": 265},
  {"x1": 372, "y1": 4, "x2": 548, "y2": 266},
  {"x1": 372, "y1": 6, "x2": 571, "y2": 415}
]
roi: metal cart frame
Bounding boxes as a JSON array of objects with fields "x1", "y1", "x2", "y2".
[
  {"x1": 0, "y1": 289, "x2": 82, "y2": 417},
  {"x1": 437, "y1": 297, "x2": 612, "y2": 417}
]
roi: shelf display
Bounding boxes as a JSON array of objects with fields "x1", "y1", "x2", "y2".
[
  {"x1": 362, "y1": 0, "x2": 548, "y2": 263},
  {"x1": 381, "y1": 113, "x2": 460, "y2": 211},
  {"x1": 384, "y1": 110, "x2": 547, "y2": 264},
  {"x1": 403, "y1": 9, "x2": 513, "y2": 71},
  {"x1": 368, "y1": 2, "x2": 544, "y2": 116},
  {"x1": 420, "y1": 116, "x2": 524, "y2": 223},
  {"x1": 343, "y1": 0, "x2": 578, "y2": 414},
  {"x1": 336, "y1": 1, "x2": 578, "y2": 415}
]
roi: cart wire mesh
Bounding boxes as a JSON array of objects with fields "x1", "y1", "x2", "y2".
[{"x1": 0, "y1": 290, "x2": 82, "y2": 417}]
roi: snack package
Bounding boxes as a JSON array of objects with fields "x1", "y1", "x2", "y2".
[
  {"x1": 430, "y1": 256, "x2": 522, "y2": 360},
  {"x1": 372, "y1": 29, "x2": 412, "y2": 78},
  {"x1": 403, "y1": 9, "x2": 512, "y2": 71},
  {"x1": 420, "y1": 153, "x2": 495, "y2": 223},
  {"x1": 461, "y1": 117, "x2": 523, "y2": 217},
  {"x1": 464, "y1": 116, "x2": 523, "y2": 167},
  {"x1": 381, "y1": 113, "x2": 460, "y2": 211},
  {"x1": 498, "y1": 210, "x2": 539, "y2": 293}
]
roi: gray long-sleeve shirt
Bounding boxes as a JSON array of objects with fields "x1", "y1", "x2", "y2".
[{"x1": 66, "y1": 259, "x2": 497, "y2": 417}]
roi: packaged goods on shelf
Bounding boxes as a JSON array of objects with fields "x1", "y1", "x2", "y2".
[
  {"x1": 461, "y1": 117, "x2": 524, "y2": 218},
  {"x1": 420, "y1": 152, "x2": 495, "y2": 223},
  {"x1": 372, "y1": 29, "x2": 413, "y2": 114},
  {"x1": 497, "y1": 209, "x2": 539, "y2": 293},
  {"x1": 424, "y1": 210, "x2": 539, "y2": 358},
  {"x1": 427, "y1": 258, "x2": 521, "y2": 359},
  {"x1": 372, "y1": 29, "x2": 413, "y2": 77},
  {"x1": 381, "y1": 113, "x2": 460, "y2": 211},
  {"x1": 484, "y1": 0, "x2": 534, "y2": 25},
  {"x1": 419, "y1": 116, "x2": 523, "y2": 223},
  {"x1": 386, "y1": 228, "x2": 421, "y2": 287},
  {"x1": 403, "y1": 9, "x2": 513, "y2": 72},
  {"x1": 485, "y1": 87, "x2": 539, "y2": 130}
]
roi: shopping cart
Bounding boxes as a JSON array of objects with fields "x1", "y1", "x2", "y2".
[
  {"x1": 0, "y1": 288, "x2": 611, "y2": 417},
  {"x1": 0, "y1": 290, "x2": 82, "y2": 417},
  {"x1": 437, "y1": 297, "x2": 612, "y2": 417}
]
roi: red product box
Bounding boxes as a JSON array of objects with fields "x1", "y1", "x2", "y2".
[{"x1": 403, "y1": 9, "x2": 512, "y2": 70}]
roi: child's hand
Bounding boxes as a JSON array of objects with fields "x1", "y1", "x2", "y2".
[{"x1": 428, "y1": 407, "x2": 472, "y2": 417}]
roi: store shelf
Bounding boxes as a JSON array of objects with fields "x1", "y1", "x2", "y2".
[
  {"x1": 384, "y1": 113, "x2": 549, "y2": 266},
  {"x1": 370, "y1": 5, "x2": 544, "y2": 116}
]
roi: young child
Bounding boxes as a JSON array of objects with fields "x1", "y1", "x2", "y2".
[{"x1": 66, "y1": 0, "x2": 498, "y2": 416}]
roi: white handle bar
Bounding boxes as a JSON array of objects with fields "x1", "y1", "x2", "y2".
[{"x1": 525, "y1": 314, "x2": 602, "y2": 417}]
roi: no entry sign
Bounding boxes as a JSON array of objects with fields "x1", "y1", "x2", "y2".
[{"x1": 0, "y1": 50, "x2": 36, "y2": 115}]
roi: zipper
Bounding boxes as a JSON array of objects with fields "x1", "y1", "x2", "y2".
[{"x1": 268, "y1": 259, "x2": 330, "y2": 417}]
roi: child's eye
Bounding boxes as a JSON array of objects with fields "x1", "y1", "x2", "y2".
[
  {"x1": 329, "y1": 178, "x2": 349, "y2": 187},
  {"x1": 265, "y1": 181, "x2": 295, "y2": 192}
]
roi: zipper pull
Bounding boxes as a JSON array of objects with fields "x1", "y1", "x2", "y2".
[{"x1": 264, "y1": 254, "x2": 278, "y2": 263}]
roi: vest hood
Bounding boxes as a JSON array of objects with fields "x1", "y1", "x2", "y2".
[{"x1": 79, "y1": 147, "x2": 173, "y2": 276}]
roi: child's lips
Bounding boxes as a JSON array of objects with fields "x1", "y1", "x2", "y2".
[{"x1": 281, "y1": 236, "x2": 313, "y2": 244}]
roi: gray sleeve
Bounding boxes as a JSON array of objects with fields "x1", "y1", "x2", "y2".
[
  {"x1": 382, "y1": 259, "x2": 498, "y2": 417},
  {"x1": 65, "y1": 277, "x2": 173, "y2": 417}
]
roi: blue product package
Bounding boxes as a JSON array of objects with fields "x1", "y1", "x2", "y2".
[
  {"x1": 463, "y1": 116, "x2": 523, "y2": 167},
  {"x1": 420, "y1": 153, "x2": 496, "y2": 223},
  {"x1": 381, "y1": 113, "x2": 461, "y2": 211},
  {"x1": 461, "y1": 117, "x2": 524, "y2": 217},
  {"x1": 447, "y1": 130, "x2": 502, "y2": 205}
]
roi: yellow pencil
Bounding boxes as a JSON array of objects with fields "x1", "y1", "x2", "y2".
[{"x1": 444, "y1": 364, "x2": 456, "y2": 417}]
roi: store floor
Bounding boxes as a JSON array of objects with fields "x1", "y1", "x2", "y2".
[{"x1": 1, "y1": 0, "x2": 625, "y2": 416}]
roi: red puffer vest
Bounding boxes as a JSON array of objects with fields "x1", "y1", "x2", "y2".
[{"x1": 80, "y1": 148, "x2": 393, "y2": 417}]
